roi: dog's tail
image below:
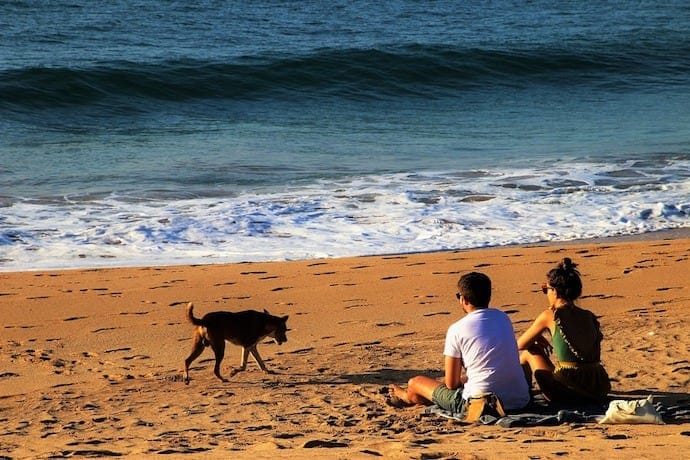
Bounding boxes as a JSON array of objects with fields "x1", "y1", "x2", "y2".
[{"x1": 186, "y1": 302, "x2": 204, "y2": 326}]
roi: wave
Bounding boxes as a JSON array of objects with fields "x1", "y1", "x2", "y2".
[
  {"x1": 2, "y1": 42, "x2": 689, "y2": 113},
  {"x1": 2, "y1": 158, "x2": 689, "y2": 271}
]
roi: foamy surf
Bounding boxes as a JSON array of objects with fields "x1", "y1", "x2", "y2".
[{"x1": 2, "y1": 159, "x2": 688, "y2": 271}]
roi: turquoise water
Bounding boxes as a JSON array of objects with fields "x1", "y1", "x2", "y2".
[{"x1": 1, "y1": 0, "x2": 689, "y2": 270}]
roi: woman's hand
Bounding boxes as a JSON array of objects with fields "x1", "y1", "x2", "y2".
[{"x1": 526, "y1": 334, "x2": 553, "y2": 357}]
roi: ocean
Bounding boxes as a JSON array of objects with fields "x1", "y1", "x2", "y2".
[{"x1": 1, "y1": 0, "x2": 689, "y2": 271}]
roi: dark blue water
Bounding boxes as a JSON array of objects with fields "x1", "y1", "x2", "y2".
[{"x1": 1, "y1": 0, "x2": 689, "y2": 270}]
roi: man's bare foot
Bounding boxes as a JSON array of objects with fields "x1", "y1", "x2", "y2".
[{"x1": 386, "y1": 384, "x2": 414, "y2": 408}]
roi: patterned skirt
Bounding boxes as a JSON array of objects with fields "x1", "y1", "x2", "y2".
[{"x1": 553, "y1": 361, "x2": 611, "y2": 402}]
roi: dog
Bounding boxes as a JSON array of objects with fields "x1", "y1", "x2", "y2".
[{"x1": 183, "y1": 302, "x2": 289, "y2": 384}]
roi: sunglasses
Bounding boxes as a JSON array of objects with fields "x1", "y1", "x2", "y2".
[
  {"x1": 455, "y1": 292, "x2": 462, "y2": 300},
  {"x1": 541, "y1": 284, "x2": 553, "y2": 294}
]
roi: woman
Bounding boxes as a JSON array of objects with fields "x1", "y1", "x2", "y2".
[{"x1": 518, "y1": 258, "x2": 611, "y2": 403}]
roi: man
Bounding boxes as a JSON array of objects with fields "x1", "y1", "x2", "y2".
[{"x1": 388, "y1": 272, "x2": 530, "y2": 413}]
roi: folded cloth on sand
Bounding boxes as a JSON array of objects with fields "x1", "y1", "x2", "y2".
[{"x1": 599, "y1": 396, "x2": 664, "y2": 425}]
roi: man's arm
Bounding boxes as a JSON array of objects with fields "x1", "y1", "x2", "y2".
[{"x1": 444, "y1": 355, "x2": 464, "y2": 390}]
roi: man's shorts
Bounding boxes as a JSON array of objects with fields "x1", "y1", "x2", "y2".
[{"x1": 431, "y1": 384, "x2": 466, "y2": 414}]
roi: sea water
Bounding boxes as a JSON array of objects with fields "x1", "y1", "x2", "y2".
[{"x1": 1, "y1": 0, "x2": 689, "y2": 271}]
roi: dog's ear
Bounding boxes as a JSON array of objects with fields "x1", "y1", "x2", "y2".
[
  {"x1": 281, "y1": 315, "x2": 289, "y2": 322},
  {"x1": 264, "y1": 308, "x2": 271, "y2": 315}
]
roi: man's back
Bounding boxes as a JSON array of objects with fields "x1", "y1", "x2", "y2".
[{"x1": 445, "y1": 308, "x2": 530, "y2": 410}]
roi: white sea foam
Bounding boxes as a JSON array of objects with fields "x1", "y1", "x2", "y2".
[{"x1": 1, "y1": 161, "x2": 689, "y2": 271}]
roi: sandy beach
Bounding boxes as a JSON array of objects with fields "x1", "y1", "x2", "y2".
[{"x1": 1, "y1": 234, "x2": 689, "y2": 459}]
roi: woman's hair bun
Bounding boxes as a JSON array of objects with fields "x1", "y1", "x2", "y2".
[{"x1": 560, "y1": 257, "x2": 577, "y2": 271}]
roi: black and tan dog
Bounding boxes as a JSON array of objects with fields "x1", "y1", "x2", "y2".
[{"x1": 183, "y1": 302, "x2": 289, "y2": 384}]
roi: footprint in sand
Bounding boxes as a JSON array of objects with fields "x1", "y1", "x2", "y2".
[
  {"x1": 104, "y1": 347, "x2": 132, "y2": 354},
  {"x1": 213, "y1": 281, "x2": 236, "y2": 286},
  {"x1": 375, "y1": 321, "x2": 404, "y2": 327},
  {"x1": 286, "y1": 347, "x2": 314, "y2": 355},
  {"x1": 343, "y1": 302, "x2": 370, "y2": 309},
  {"x1": 64, "y1": 316, "x2": 88, "y2": 322},
  {"x1": 122, "y1": 355, "x2": 150, "y2": 361},
  {"x1": 354, "y1": 340, "x2": 382, "y2": 347},
  {"x1": 92, "y1": 327, "x2": 121, "y2": 333},
  {"x1": 581, "y1": 294, "x2": 623, "y2": 300},
  {"x1": 52, "y1": 358, "x2": 77, "y2": 374},
  {"x1": 168, "y1": 301, "x2": 190, "y2": 307},
  {"x1": 423, "y1": 311, "x2": 450, "y2": 317},
  {"x1": 395, "y1": 331, "x2": 415, "y2": 337},
  {"x1": 414, "y1": 294, "x2": 438, "y2": 305},
  {"x1": 103, "y1": 373, "x2": 135, "y2": 383}
]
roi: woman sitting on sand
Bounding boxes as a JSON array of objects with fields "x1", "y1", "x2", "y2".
[{"x1": 518, "y1": 257, "x2": 611, "y2": 403}]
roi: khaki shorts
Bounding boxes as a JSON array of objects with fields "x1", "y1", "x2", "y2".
[{"x1": 431, "y1": 384, "x2": 466, "y2": 414}]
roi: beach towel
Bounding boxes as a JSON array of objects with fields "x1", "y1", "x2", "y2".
[{"x1": 424, "y1": 393, "x2": 607, "y2": 427}]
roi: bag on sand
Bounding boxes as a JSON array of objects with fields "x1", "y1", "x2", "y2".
[
  {"x1": 464, "y1": 392, "x2": 506, "y2": 422},
  {"x1": 599, "y1": 396, "x2": 664, "y2": 425}
]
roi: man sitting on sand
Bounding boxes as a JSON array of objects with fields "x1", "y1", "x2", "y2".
[{"x1": 388, "y1": 272, "x2": 530, "y2": 414}]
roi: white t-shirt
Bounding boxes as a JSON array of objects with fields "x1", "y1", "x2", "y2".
[{"x1": 444, "y1": 307, "x2": 530, "y2": 410}]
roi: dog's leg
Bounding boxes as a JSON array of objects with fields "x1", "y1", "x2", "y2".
[
  {"x1": 229, "y1": 346, "x2": 250, "y2": 377},
  {"x1": 209, "y1": 338, "x2": 228, "y2": 382},
  {"x1": 183, "y1": 331, "x2": 206, "y2": 385},
  {"x1": 248, "y1": 346, "x2": 274, "y2": 374}
]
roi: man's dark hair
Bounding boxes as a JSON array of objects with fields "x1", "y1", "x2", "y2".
[{"x1": 457, "y1": 272, "x2": 491, "y2": 309}]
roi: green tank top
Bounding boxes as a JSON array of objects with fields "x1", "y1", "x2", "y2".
[
  {"x1": 552, "y1": 306, "x2": 603, "y2": 364},
  {"x1": 552, "y1": 325, "x2": 580, "y2": 363}
]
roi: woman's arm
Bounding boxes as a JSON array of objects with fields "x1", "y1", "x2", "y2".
[{"x1": 517, "y1": 309, "x2": 553, "y2": 351}]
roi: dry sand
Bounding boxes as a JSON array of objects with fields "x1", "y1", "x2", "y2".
[{"x1": 1, "y1": 235, "x2": 689, "y2": 459}]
